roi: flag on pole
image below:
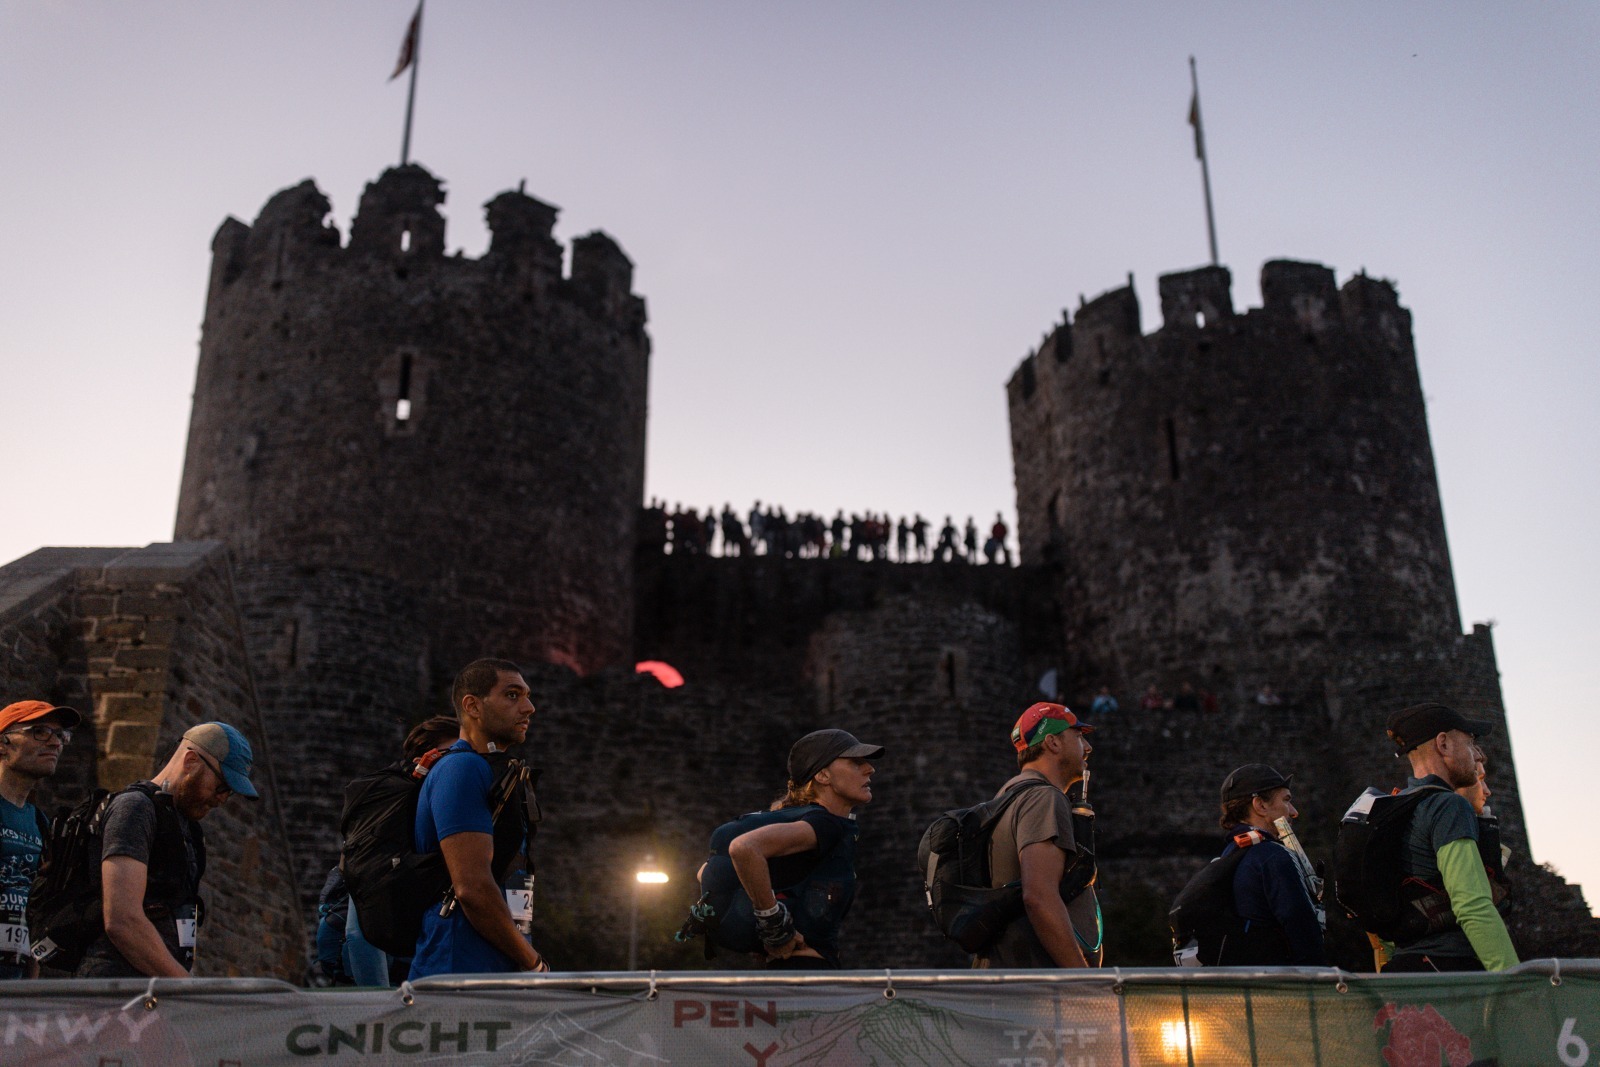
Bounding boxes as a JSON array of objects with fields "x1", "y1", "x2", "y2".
[
  {"x1": 390, "y1": 3, "x2": 421, "y2": 81},
  {"x1": 1188, "y1": 90, "x2": 1203, "y2": 159}
]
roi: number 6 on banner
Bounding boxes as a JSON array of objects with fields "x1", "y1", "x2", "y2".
[{"x1": 1559, "y1": 1017, "x2": 1590, "y2": 1067}]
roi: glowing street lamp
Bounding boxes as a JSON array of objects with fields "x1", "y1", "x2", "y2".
[{"x1": 628, "y1": 857, "x2": 669, "y2": 970}]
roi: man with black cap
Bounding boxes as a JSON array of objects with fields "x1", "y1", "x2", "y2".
[
  {"x1": 722, "y1": 727, "x2": 882, "y2": 969},
  {"x1": 77, "y1": 721, "x2": 258, "y2": 978},
  {"x1": 975, "y1": 702, "x2": 1100, "y2": 969},
  {"x1": 0, "y1": 700, "x2": 81, "y2": 979},
  {"x1": 1380, "y1": 702, "x2": 1518, "y2": 972},
  {"x1": 1213, "y1": 763, "x2": 1324, "y2": 965}
]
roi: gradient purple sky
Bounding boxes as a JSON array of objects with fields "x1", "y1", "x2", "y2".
[{"x1": 3, "y1": 3, "x2": 1596, "y2": 912}]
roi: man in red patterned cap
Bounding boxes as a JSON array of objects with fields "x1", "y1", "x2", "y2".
[
  {"x1": 974, "y1": 702, "x2": 1102, "y2": 968},
  {"x1": 0, "y1": 700, "x2": 81, "y2": 979}
]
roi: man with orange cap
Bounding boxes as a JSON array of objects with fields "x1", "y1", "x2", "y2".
[
  {"x1": 0, "y1": 700, "x2": 81, "y2": 979},
  {"x1": 974, "y1": 702, "x2": 1102, "y2": 968}
]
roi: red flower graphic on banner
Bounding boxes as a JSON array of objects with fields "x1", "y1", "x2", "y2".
[{"x1": 1373, "y1": 1003, "x2": 1475, "y2": 1067}]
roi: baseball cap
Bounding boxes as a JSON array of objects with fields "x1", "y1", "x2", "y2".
[
  {"x1": 1011, "y1": 702, "x2": 1094, "y2": 752},
  {"x1": 1385, "y1": 702, "x2": 1494, "y2": 755},
  {"x1": 787, "y1": 729, "x2": 884, "y2": 784},
  {"x1": 1220, "y1": 763, "x2": 1293, "y2": 803},
  {"x1": 183, "y1": 722, "x2": 259, "y2": 798},
  {"x1": 0, "y1": 700, "x2": 83, "y2": 734}
]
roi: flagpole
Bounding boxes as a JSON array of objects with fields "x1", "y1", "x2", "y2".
[
  {"x1": 1190, "y1": 55, "x2": 1219, "y2": 267},
  {"x1": 400, "y1": 0, "x2": 424, "y2": 165}
]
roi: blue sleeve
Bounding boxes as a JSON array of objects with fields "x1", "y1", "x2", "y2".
[
  {"x1": 426, "y1": 753, "x2": 494, "y2": 842},
  {"x1": 1255, "y1": 846, "x2": 1326, "y2": 965}
]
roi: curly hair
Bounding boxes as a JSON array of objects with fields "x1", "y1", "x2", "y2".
[{"x1": 771, "y1": 779, "x2": 822, "y2": 810}]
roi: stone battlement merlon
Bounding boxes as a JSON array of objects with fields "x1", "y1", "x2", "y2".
[{"x1": 203, "y1": 165, "x2": 641, "y2": 314}]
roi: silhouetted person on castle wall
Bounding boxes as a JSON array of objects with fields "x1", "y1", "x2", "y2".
[
  {"x1": 749, "y1": 502, "x2": 766, "y2": 555},
  {"x1": 964, "y1": 517, "x2": 978, "y2": 562},
  {"x1": 896, "y1": 517, "x2": 909, "y2": 562},
  {"x1": 1140, "y1": 685, "x2": 1165, "y2": 712},
  {"x1": 912, "y1": 514, "x2": 930, "y2": 560},
  {"x1": 934, "y1": 517, "x2": 959, "y2": 562},
  {"x1": 703, "y1": 507, "x2": 718, "y2": 555},
  {"x1": 986, "y1": 513, "x2": 1012, "y2": 565},
  {"x1": 639, "y1": 500, "x2": 668, "y2": 554},
  {"x1": 720, "y1": 505, "x2": 747, "y2": 556},
  {"x1": 1089, "y1": 687, "x2": 1118, "y2": 718}
]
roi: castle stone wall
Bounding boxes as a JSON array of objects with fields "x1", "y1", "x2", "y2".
[{"x1": 0, "y1": 544, "x2": 306, "y2": 979}]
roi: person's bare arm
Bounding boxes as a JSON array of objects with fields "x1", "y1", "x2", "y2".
[
  {"x1": 438, "y1": 831, "x2": 545, "y2": 971},
  {"x1": 1019, "y1": 841, "x2": 1089, "y2": 968},
  {"x1": 727, "y1": 821, "x2": 819, "y2": 910},
  {"x1": 728, "y1": 821, "x2": 818, "y2": 958},
  {"x1": 101, "y1": 857, "x2": 188, "y2": 978}
]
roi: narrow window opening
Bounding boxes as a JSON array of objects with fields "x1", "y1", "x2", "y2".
[
  {"x1": 942, "y1": 652, "x2": 959, "y2": 701},
  {"x1": 1195, "y1": 310, "x2": 1207, "y2": 328},
  {"x1": 285, "y1": 619, "x2": 300, "y2": 669},
  {"x1": 395, "y1": 353, "x2": 413, "y2": 422},
  {"x1": 400, "y1": 228, "x2": 412, "y2": 253},
  {"x1": 1165, "y1": 417, "x2": 1181, "y2": 480}
]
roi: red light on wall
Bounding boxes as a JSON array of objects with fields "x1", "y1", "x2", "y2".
[{"x1": 635, "y1": 660, "x2": 684, "y2": 688}]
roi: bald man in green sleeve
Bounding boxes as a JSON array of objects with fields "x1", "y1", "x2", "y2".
[{"x1": 1381, "y1": 703, "x2": 1518, "y2": 973}]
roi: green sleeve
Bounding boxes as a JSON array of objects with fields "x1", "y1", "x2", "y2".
[{"x1": 1437, "y1": 838, "x2": 1518, "y2": 971}]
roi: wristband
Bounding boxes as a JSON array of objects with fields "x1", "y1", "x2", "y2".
[{"x1": 753, "y1": 902, "x2": 783, "y2": 918}]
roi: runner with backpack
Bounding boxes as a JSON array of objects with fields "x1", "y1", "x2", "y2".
[
  {"x1": 405, "y1": 659, "x2": 547, "y2": 978},
  {"x1": 676, "y1": 728, "x2": 882, "y2": 969},
  {"x1": 1334, "y1": 702, "x2": 1517, "y2": 973},
  {"x1": 1168, "y1": 764, "x2": 1325, "y2": 966},
  {"x1": 333, "y1": 714, "x2": 461, "y2": 985},
  {"x1": 958, "y1": 702, "x2": 1100, "y2": 968}
]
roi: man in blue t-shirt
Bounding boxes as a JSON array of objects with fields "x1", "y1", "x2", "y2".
[
  {"x1": 0, "y1": 700, "x2": 81, "y2": 979},
  {"x1": 410, "y1": 659, "x2": 548, "y2": 978}
]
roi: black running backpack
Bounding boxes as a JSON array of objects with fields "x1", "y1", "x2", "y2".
[{"x1": 916, "y1": 778, "x2": 1057, "y2": 953}]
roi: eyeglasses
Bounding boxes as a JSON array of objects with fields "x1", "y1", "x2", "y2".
[
  {"x1": 192, "y1": 749, "x2": 234, "y2": 797},
  {"x1": 5, "y1": 724, "x2": 72, "y2": 744}
]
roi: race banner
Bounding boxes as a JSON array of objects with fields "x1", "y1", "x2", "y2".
[{"x1": 1, "y1": 962, "x2": 1595, "y2": 1066}]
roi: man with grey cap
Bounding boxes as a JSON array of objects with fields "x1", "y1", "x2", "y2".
[
  {"x1": 1376, "y1": 702, "x2": 1517, "y2": 972},
  {"x1": 1211, "y1": 763, "x2": 1324, "y2": 965},
  {"x1": 721, "y1": 727, "x2": 882, "y2": 969},
  {"x1": 0, "y1": 700, "x2": 81, "y2": 979},
  {"x1": 76, "y1": 721, "x2": 257, "y2": 978}
]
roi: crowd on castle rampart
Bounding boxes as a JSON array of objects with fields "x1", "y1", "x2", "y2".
[{"x1": 639, "y1": 500, "x2": 1014, "y2": 565}]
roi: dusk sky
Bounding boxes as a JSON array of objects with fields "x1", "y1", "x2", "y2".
[{"x1": 3, "y1": 3, "x2": 1596, "y2": 910}]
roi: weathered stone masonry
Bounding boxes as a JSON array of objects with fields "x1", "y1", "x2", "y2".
[{"x1": 0, "y1": 544, "x2": 303, "y2": 978}]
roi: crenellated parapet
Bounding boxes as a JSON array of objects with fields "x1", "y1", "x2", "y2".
[{"x1": 1007, "y1": 258, "x2": 1463, "y2": 700}]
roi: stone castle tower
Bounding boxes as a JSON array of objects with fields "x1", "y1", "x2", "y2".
[
  {"x1": 1003, "y1": 262, "x2": 1560, "y2": 956},
  {"x1": 172, "y1": 165, "x2": 650, "y2": 892}
]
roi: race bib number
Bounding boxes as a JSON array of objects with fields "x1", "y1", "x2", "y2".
[
  {"x1": 175, "y1": 918, "x2": 197, "y2": 948},
  {"x1": 505, "y1": 888, "x2": 533, "y2": 923},
  {"x1": 0, "y1": 923, "x2": 29, "y2": 954}
]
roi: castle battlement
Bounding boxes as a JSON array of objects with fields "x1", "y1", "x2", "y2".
[{"x1": 204, "y1": 165, "x2": 644, "y2": 334}]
